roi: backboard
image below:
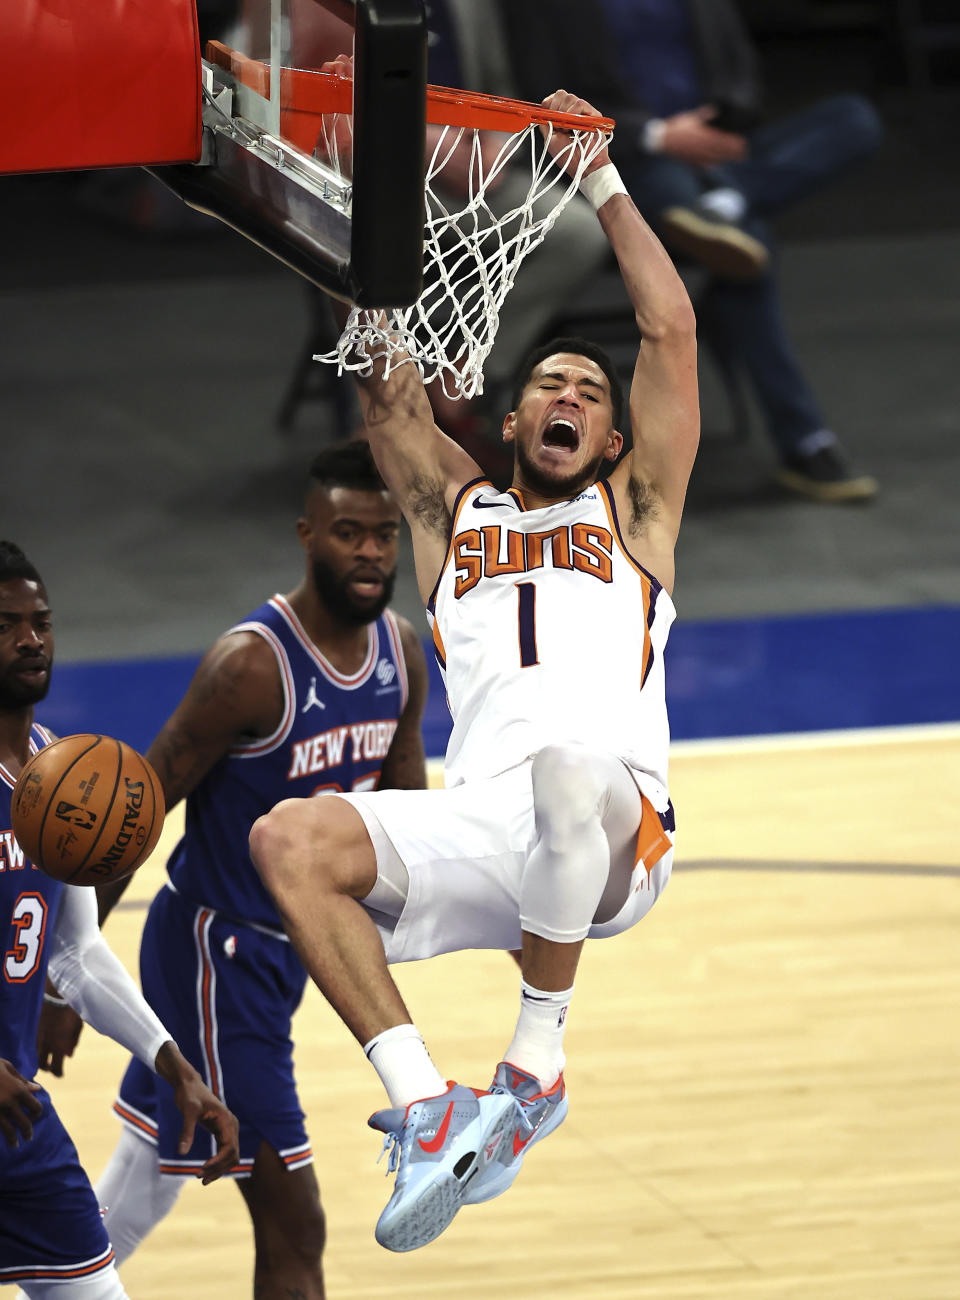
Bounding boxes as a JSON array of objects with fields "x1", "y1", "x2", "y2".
[
  {"x1": 154, "y1": 0, "x2": 428, "y2": 308},
  {"x1": 1, "y1": 0, "x2": 428, "y2": 310}
]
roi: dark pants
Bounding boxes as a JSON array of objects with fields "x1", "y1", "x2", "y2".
[{"x1": 616, "y1": 95, "x2": 883, "y2": 454}]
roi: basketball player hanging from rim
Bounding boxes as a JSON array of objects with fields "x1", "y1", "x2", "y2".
[{"x1": 250, "y1": 84, "x2": 700, "y2": 1253}]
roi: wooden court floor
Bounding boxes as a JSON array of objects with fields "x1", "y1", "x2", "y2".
[{"x1": 45, "y1": 726, "x2": 960, "y2": 1298}]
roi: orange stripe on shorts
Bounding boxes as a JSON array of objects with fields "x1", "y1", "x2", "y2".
[{"x1": 634, "y1": 794, "x2": 672, "y2": 875}]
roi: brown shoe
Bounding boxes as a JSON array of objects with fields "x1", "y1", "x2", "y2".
[
  {"x1": 660, "y1": 206, "x2": 769, "y2": 280},
  {"x1": 776, "y1": 446, "x2": 878, "y2": 503}
]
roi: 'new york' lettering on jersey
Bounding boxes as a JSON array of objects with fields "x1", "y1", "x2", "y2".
[
  {"x1": 0, "y1": 724, "x2": 62, "y2": 1079},
  {"x1": 427, "y1": 479, "x2": 675, "y2": 803},
  {"x1": 167, "y1": 596, "x2": 408, "y2": 931}
]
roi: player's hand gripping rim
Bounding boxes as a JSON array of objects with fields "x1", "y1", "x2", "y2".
[
  {"x1": 154, "y1": 1041, "x2": 240, "y2": 1184},
  {"x1": 539, "y1": 88, "x2": 612, "y2": 179}
]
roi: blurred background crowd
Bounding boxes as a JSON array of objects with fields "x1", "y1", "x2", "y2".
[{"x1": 2, "y1": 0, "x2": 959, "y2": 749}]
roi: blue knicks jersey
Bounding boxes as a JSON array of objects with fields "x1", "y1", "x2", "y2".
[
  {"x1": 167, "y1": 595, "x2": 409, "y2": 930},
  {"x1": 0, "y1": 725, "x2": 62, "y2": 1079}
]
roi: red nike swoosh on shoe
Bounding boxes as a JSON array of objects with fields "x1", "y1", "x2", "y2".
[
  {"x1": 418, "y1": 1103, "x2": 454, "y2": 1154},
  {"x1": 513, "y1": 1126, "x2": 536, "y2": 1157}
]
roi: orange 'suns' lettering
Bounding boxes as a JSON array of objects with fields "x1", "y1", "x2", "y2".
[
  {"x1": 452, "y1": 524, "x2": 615, "y2": 596},
  {"x1": 571, "y1": 524, "x2": 614, "y2": 583},
  {"x1": 454, "y1": 529, "x2": 483, "y2": 596},
  {"x1": 526, "y1": 527, "x2": 572, "y2": 571},
  {"x1": 482, "y1": 526, "x2": 525, "y2": 577}
]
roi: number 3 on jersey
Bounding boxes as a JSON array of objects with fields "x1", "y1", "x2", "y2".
[
  {"x1": 4, "y1": 892, "x2": 49, "y2": 983},
  {"x1": 516, "y1": 583, "x2": 540, "y2": 668}
]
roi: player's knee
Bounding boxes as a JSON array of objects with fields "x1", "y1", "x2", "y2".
[
  {"x1": 250, "y1": 800, "x2": 295, "y2": 883},
  {"x1": 531, "y1": 743, "x2": 605, "y2": 836},
  {"x1": 249, "y1": 799, "x2": 331, "y2": 892},
  {"x1": 250, "y1": 798, "x2": 368, "y2": 898}
]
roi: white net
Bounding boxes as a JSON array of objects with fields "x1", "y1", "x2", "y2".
[{"x1": 314, "y1": 115, "x2": 612, "y2": 399}]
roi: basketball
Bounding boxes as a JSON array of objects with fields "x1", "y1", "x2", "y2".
[{"x1": 11, "y1": 734, "x2": 165, "y2": 887}]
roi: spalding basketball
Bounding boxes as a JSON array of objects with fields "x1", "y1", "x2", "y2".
[{"x1": 11, "y1": 734, "x2": 165, "y2": 886}]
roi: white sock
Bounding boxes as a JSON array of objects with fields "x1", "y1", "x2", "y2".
[
  {"x1": 502, "y1": 980, "x2": 574, "y2": 1090},
  {"x1": 95, "y1": 1126, "x2": 184, "y2": 1266},
  {"x1": 364, "y1": 1023, "x2": 447, "y2": 1109},
  {"x1": 699, "y1": 186, "x2": 747, "y2": 223}
]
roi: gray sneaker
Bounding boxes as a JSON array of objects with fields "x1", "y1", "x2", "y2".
[
  {"x1": 463, "y1": 1062, "x2": 568, "y2": 1205},
  {"x1": 369, "y1": 1082, "x2": 515, "y2": 1252}
]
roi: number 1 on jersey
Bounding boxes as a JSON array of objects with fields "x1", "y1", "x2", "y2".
[{"x1": 516, "y1": 583, "x2": 540, "y2": 668}]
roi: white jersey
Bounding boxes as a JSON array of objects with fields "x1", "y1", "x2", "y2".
[{"x1": 427, "y1": 478, "x2": 676, "y2": 803}]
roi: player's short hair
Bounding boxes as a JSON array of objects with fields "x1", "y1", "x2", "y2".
[
  {"x1": 511, "y1": 336, "x2": 624, "y2": 429},
  {"x1": 306, "y1": 440, "x2": 388, "y2": 496},
  {"x1": 0, "y1": 541, "x2": 44, "y2": 588}
]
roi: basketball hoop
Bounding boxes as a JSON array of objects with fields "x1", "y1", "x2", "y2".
[
  {"x1": 320, "y1": 83, "x2": 614, "y2": 398},
  {"x1": 202, "y1": 46, "x2": 614, "y2": 398}
]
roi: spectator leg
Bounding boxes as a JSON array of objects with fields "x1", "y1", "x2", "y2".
[
  {"x1": 696, "y1": 242, "x2": 826, "y2": 457},
  {"x1": 721, "y1": 94, "x2": 884, "y2": 217}
]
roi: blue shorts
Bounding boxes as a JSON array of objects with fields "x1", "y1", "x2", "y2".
[
  {"x1": 114, "y1": 884, "x2": 312, "y2": 1179},
  {"x1": 0, "y1": 1088, "x2": 115, "y2": 1287}
]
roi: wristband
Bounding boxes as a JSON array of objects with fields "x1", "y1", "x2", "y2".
[
  {"x1": 44, "y1": 991, "x2": 70, "y2": 1007},
  {"x1": 580, "y1": 163, "x2": 628, "y2": 212}
]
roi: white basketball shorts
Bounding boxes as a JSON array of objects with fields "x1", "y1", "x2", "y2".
[{"x1": 335, "y1": 759, "x2": 673, "y2": 964}]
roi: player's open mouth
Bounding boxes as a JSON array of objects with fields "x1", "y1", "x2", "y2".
[
  {"x1": 541, "y1": 419, "x2": 579, "y2": 453},
  {"x1": 349, "y1": 577, "x2": 385, "y2": 599}
]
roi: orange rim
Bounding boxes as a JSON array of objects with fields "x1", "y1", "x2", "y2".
[
  {"x1": 206, "y1": 43, "x2": 614, "y2": 138},
  {"x1": 424, "y1": 85, "x2": 614, "y2": 135}
]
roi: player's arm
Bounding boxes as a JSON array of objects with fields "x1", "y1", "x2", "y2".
[
  {"x1": 541, "y1": 92, "x2": 699, "y2": 565},
  {"x1": 47, "y1": 883, "x2": 239, "y2": 1183},
  {"x1": 95, "y1": 630, "x2": 284, "y2": 925},
  {"x1": 333, "y1": 305, "x2": 483, "y2": 610},
  {"x1": 343, "y1": 333, "x2": 484, "y2": 604},
  {"x1": 40, "y1": 631, "x2": 285, "y2": 1076},
  {"x1": 146, "y1": 631, "x2": 285, "y2": 811},
  {"x1": 27, "y1": 719, "x2": 83, "y2": 1072},
  {"x1": 601, "y1": 181, "x2": 699, "y2": 545},
  {"x1": 32, "y1": 722, "x2": 82, "y2": 1075},
  {"x1": 35, "y1": 980, "x2": 83, "y2": 1077},
  {"x1": 377, "y1": 616, "x2": 429, "y2": 791}
]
